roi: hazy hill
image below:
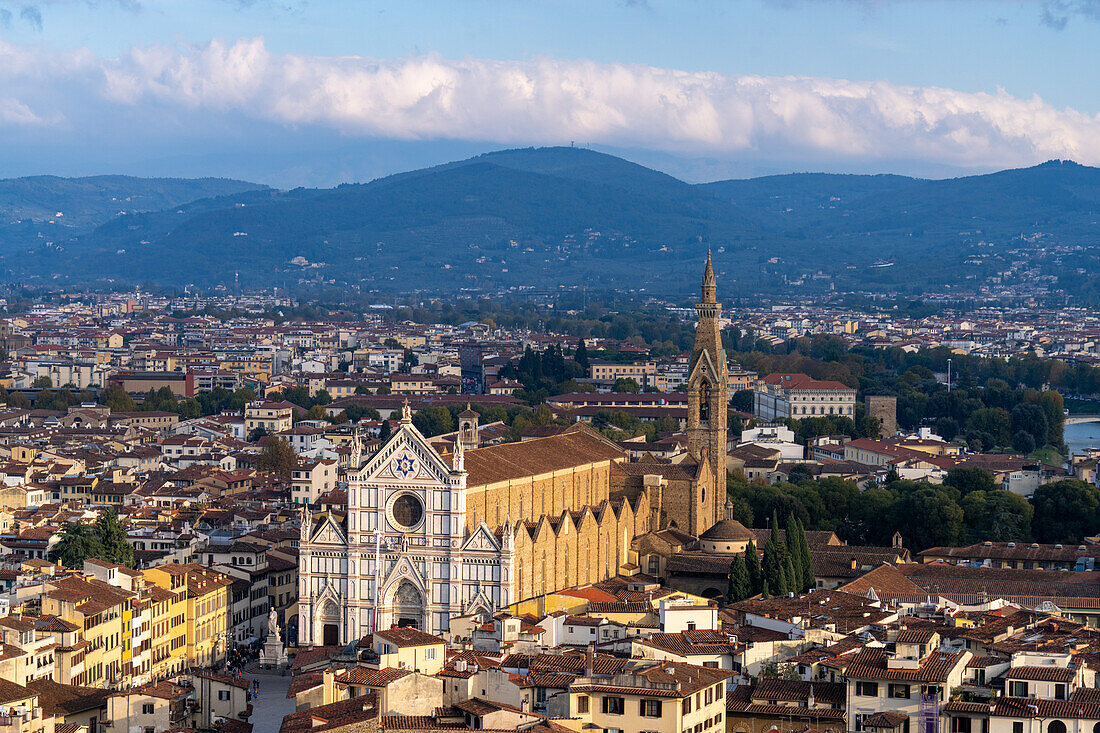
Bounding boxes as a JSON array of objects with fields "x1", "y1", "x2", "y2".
[
  {"x1": 56, "y1": 150, "x2": 765, "y2": 291},
  {"x1": 0, "y1": 175, "x2": 266, "y2": 226},
  {"x1": 6, "y1": 151, "x2": 1100, "y2": 299}
]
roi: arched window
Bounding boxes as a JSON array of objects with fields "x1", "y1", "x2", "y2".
[
  {"x1": 699, "y1": 382, "x2": 710, "y2": 422},
  {"x1": 1049, "y1": 721, "x2": 1067, "y2": 733}
]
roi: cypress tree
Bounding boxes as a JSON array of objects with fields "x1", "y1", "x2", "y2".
[
  {"x1": 785, "y1": 555, "x2": 798, "y2": 597},
  {"x1": 761, "y1": 579, "x2": 770, "y2": 599},
  {"x1": 728, "y1": 554, "x2": 750, "y2": 603},
  {"x1": 770, "y1": 509, "x2": 781, "y2": 546},
  {"x1": 744, "y1": 540, "x2": 762, "y2": 595},
  {"x1": 776, "y1": 563, "x2": 788, "y2": 597},
  {"x1": 798, "y1": 518, "x2": 815, "y2": 591},
  {"x1": 96, "y1": 508, "x2": 134, "y2": 568},
  {"x1": 786, "y1": 513, "x2": 803, "y2": 591},
  {"x1": 574, "y1": 339, "x2": 589, "y2": 371}
]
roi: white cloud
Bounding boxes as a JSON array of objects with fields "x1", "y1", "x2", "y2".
[{"x1": 7, "y1": 36, "x2": 1100, "y2": 169}]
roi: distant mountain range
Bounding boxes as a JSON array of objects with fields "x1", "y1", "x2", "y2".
[{"x1": 4, "y1": 149, "x2": 1100, "y2": 300}]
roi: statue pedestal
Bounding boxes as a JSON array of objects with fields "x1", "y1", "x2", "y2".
[
  {"x1": 260, "y1": 610, "x2": 288, "y2": 669},
  {"x1": 260, "y1": 636, "x2": 288, "y2": 669}
]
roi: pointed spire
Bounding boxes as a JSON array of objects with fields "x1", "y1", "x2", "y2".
[
  {"x1": 702, "y1": 249, "x2": 716, "y2": 303},
  {"x1": 453, "y1": 432, "x2": 465, "y2": 472}
]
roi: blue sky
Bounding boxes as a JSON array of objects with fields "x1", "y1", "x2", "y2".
[{"x1": 0, "y1": 0, "x2": 1097, "y2": 185}]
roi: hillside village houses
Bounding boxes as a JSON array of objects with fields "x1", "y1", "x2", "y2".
[{"x1": 0, "y1": 270, "x2": 1097, "y2": 731}]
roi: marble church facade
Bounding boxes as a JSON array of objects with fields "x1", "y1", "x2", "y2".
[{"x1": 298, "y1": 257, "x2": 730, "y2": 645}]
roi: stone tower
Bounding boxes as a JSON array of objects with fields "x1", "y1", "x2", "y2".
[
  {"x1": 458, "y1": 404, "x2": 480, "y2": 452},
  {"x1": 687, "y1": 251, "x2": 728, "y2": 530},
  {"x1": 866, "y1": 395, "x2": 898, "y2": 437}
]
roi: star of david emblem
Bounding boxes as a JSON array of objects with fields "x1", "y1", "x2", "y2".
[{"x1": 392, "y1": 454, "x2": 416, "y2": 478}]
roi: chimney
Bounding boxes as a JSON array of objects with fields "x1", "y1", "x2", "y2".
[
  {"x1": 322, "y1": 668, "x2": 335, "y2": 705},
  {"x1": 585, "y1": 643, "x2": 595, "y2": 677}
]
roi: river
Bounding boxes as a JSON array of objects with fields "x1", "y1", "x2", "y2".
[{"x1": 1065, "y1": 420, "x2": 1100, "y2": 459}]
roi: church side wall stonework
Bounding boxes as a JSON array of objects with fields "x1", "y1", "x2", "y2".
[
  {"x1": 511, "y1": 491, "x2": 648, "y2": 603},
  {"x1": 464, "y1": 460, "x2": 618, "y2": 533}
]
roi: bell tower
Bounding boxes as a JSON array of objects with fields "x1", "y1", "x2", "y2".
[
  {"x1": 687, "y1": 251, "x2": 728, "y2": 529},
  {"x1": 458, "y1": 404, "x2": 480, "y2": 452}
]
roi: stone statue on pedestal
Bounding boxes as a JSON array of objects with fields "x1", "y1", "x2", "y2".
[{"x1": 260, "y1": 607, "x2": 288, "y2": 669}]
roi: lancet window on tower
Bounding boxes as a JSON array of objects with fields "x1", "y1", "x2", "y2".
[{"x1": 699, "y1": 382, "x2": 710, "y2": 422}]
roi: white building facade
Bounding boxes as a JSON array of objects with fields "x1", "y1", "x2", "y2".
[{"x1": 298, "y1": 407, "x2": 514, "y2": 646}]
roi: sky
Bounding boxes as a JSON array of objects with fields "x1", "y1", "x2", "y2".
[{"x1": 0, "y1": 0, "x2": 1097, "y2": 186}]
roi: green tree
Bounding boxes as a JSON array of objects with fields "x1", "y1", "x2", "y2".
[
  {"x1": 788, "y1": 516, "x2": 815, "y2": 592},
  {"x1": 1032, "y1": 479, "x2": 1100, "y2": 543},
  {"x1": 612, "y1": 377, "x2": 641, "y2": 393},
  {"x1": 96, "y1": 508, "x2": 135, "y2": 567},
  {"x1": 890, "y1": 486, "x2": 965, "y2": 551},
  {"x1": 965, "y1": 407, "x2": 1012, "y2": 448},
  {"x1": 31, "y1": 376, "x2": 52, "y2": 389},
  {"x1": 101, "y1": 384, "x2": 136, "y2": 413},
  {"x1": 787, "y1": 464, "x2": 814, "y2": 484},
  {"x1": 744, "y1": 539, "x2": 762, "y2": 595},
  {"x1": 730, "y1": 389, "x2": 754, "y2": 413},
  {"x1": 257, "y1": 436, "x2": 296, "y2": 478},
  {"x1": 229, "y1": 387, "x2": 256, "y2": 412},
  {"x1": 304, "y1": 405, "x2": 330, "y2": 422},
  {"x1": 413, "y1": 406, "x2": 453, "y2": 437},
  {"x1": 960, "y1": 490, "x2": 1033, "y2": 542},
  {"x1": 728, "y1": 554, "x2": 750, "y2": 603},
  {"x1": 943, "y1": 467, "x2": 996, "y2": 495},
  {"x1": 574, "y1": 339, "x2": 589, "y2": 372},
  {"x1": 48, "y1": 522, "x2": 104, "y2": 569},
  {"x1": 1011, "y1": 403, "x2": 1048, "y2": 449},
  {"x1": 378, "y1": 419, "x2": 393, "y2": 444},
  {"x1": 1012, "y1": 430, "x2": 1036, "y2": 454},
  {"x1": 785, "y1": 514, "x2": 803, "y2": 592}
]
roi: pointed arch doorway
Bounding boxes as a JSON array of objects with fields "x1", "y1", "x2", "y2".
[{"x1": 393, "y1": 580, "x2": 425, "y2": 630}]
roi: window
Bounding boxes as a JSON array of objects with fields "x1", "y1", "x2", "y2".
[
  {"x1": 576, "y1": 696, "x2": 589, "y2": 714},
  {"x1": 687, "y1": 622, "x2": 696, "y2": 631},
  {"x1": 640, "y1": 699, "x2": 663, "y2": 718},
  {"x1": 1055, "y1": 684, "x2": 1067, "y2": 700},
  {"x1": 602, "y1": 696, "x2": 625, "y2": 715},
  {"x1": 856, "y1": 681, "x2": 879, "y2": 697},
  {"x1": 425, "y1": 648, "x2": 437, "y2": 660},
  {"x1": 683, "y1": 698, "x2": 692, "y2": 714},
  {"x1": 142, "y1": 703, "x2": 155, "y2": 715},
  {"x1": 1009, "y1": 681, "x2": 1028, "y2": 698},
  {"x1": 1013, "y1": 723, "x2": 1024, "y2": 733},
  {"x1": 953, "y1": 718, "x2": 972, "y2": 733},
  {"x1": 854, "y1": 714, "x2": 868, "y2": 732},
  {"x1": 1048, "y1": 722, "x2": 1067, "y2": 733},
  {"x1": 218, "y1": 690, "x2": 231, "y2": 701},
  {"x1": 648, "y1": 556, "x2": 660, "y2": 574},
  {"x1": 889, "y1": 684, "x2": 911, "y2": 699}
]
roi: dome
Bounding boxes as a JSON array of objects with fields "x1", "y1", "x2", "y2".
[{"x1": 699, "y1": 519, "x2": 753, "y2": 542}]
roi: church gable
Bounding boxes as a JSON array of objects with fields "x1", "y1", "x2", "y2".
[
  {"x1": 383, "y1": 554, "x2": 428, "y2": 590},
  {"x1": 309, "y1": 514, "x2": 348, "y2": 547},
  {"x1": 688, "y1": 348, "x2": 722, "y2": 385},
  {"x1": 358, "y1": 422, "x2": 454, "y2": 486},
  {"x1": 462, "y1": 523, "x2": 501, "y2": 552}
]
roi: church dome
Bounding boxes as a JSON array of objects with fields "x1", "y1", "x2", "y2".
[
  {"x1": 700, "y1": 519, "x2": 753, "y2": 542},
  {"x1": 698, "y1": 519, "x2": 754, "y2": 555}
]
